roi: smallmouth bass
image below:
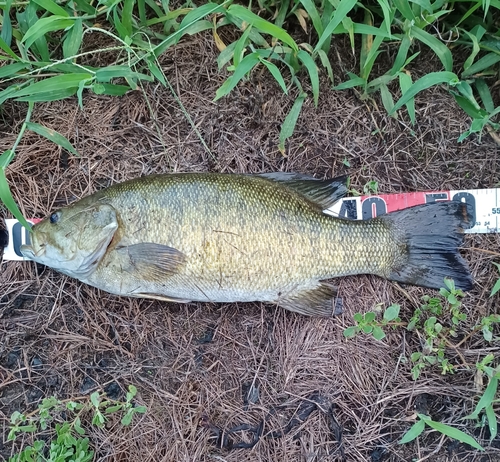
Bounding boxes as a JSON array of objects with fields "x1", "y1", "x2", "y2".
[{"x1": 21, "y1": 173, "x2": 473, "y2": 316}]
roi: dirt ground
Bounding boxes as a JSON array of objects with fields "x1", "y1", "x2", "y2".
[{"x1": 1, "y1": 30, "x2": 500, "y2": 462}]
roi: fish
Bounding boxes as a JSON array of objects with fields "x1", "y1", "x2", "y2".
[{"x1": 20, "y1": 173, "x2": 473, "y2": 316}]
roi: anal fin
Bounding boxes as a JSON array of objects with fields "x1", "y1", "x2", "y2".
[{"x1": 277, "y1": 282, "x2": 341, "y2": 317}]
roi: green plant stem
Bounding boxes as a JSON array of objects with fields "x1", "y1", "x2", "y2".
[{"x1": 11, "y1": 101, "x2": 34, "y2": 156}]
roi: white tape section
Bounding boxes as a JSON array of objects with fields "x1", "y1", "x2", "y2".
[{"x1": 2, "y1": 188, "x2": 499, "y2": 261}]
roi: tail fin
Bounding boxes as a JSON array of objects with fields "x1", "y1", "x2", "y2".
[{"x1": 382, "y1": 201, "x2": 473, "y2": 290}]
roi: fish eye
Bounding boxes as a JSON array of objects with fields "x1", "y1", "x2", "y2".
[{"x1": 50, "y1": 212, "x2": 61, "y2": 224}]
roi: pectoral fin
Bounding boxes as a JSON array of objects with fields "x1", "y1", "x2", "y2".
[
  {"x1": 277, "y1": 282, "x2": 342, "y2": 317},
  {"x1": 116, "y1": 242, "x2": 186, "y2": 281}
]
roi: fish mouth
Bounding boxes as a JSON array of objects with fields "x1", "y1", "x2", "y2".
[{"x1": 20, "y1": 244, "x2": 45, "y2": 260}]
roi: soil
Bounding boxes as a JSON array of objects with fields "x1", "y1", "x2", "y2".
[{"x1": 1, "y1": 29, "x2": 500, "y2": 462}]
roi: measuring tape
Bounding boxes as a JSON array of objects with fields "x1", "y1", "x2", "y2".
[{"x1": 2, "y1": 188, "x2": 498, "y2": 262}]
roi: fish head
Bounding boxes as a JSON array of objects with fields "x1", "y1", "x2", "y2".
[{"x1": 21, "y1": 202, "x2": 118, "y2": 279}]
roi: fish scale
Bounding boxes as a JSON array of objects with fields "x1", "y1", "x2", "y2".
[{"x1": 20, "y1": 173, "x2": 472, "y2": 316}]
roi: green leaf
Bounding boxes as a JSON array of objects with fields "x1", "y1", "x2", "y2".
[
  {"x1": 485, "y1": 404, "x2": 497, "y2": 441},
  {"x1": 379, "y1": 83, "x2": 395, "y2": 115},
  {"x1": 21, "y1": 16, "x2": 76, "y2": 50},
  {"x1": 393, "y1": 0, "x2": 416, "y2": 21},
  {"x1": 121, "y1": 411, "x2": 133, "y2": 426},
  {"x1": 315, "y1": 0, "x2": 357, "y2": 52},
  {"x1": 227, "y1": 4, "x2": 298, "y2": 52},
  {"x1": 411, "y1": 27, "x2": 453, "y2": 72},
  {"x1": 384, "y1": 304, "x2": 401, "y2": 321},
  {"x1": 423, "y1": 415, "x2": 484, "y2": 451},
  {"x1": 462, "y1": 53, "x2": 500, "y2": 77},
  {"x1": 475, "y1": 79, "x2": 495, "y2": 114},
  {"x1": 63, "y1": 18, "x2": 83, "y2": 59},
  {"x1": 279, "y1": 94, "x2": 306, "y2": 153},
  {"x1": 343, "y1": 326, "x2": 357, "y2": 338},
  {"x1": 391, "y1": 71, "x2": 459, "y2": 114},
  {"x1": 0, "y1": 36, "x2": 19, "y2": 60},
  {"x1": 214, "y1": 53, "x2": 260, "y2": 100},
  {"x1": 95, "y1": 66, "x2": 151, "y2": 83},
  {"x1": 74, "y1": 417, "x2": 86, "y2": 435},
  {"x1": 398, "y1": 72, "x2": 415, "y2": 124},
  {"x1": 233, "y1": 25, "x2": 253, "y2": 67},
  {"x1": 372, "y1": 326, "x2": 386, "y2": 340},
  {"x1": 90, "y1": 392, "x2": 100, "y2": 408},
  {"x1": 491, "y1": 263, "x2": 500, "y2": 296},
  {"x1": 260, "y1": 59, "x2": 287, "y2": 94},
  {"x1": 0, "y1": 168, "x2": 32, "y2": 230},
  {"x1": 92, "y1": 83, "x2": 130, "y2": 96},
  {"x1": 15, "y1": 87, "x2": 78, "y2": 103},
  {"x1": 297, "y1": 50, "x2": 319, "y2": 106},
  {"x1": 299, "y1": 0, "x2": 323, "y2": 36},
  {"x1": 334, "y1": 72, "x2": 366, "y2": 90},
  {"x1": 12, "y1": 73, "x2": 92, "y2": 98},
  {"x1": 26, "y1": 122, "x2": 78, "y2": 156},
  {"x1": 364, "y1": 311, "x2": 376, "y2": 323},
  {"x1": 0, "y1": 63, "x2": 29, "y2": 79},
  {"x1": 32, "y1": 0, "x2": 69, "y2": 16},
  {"x1": 399, "y1": 418, "x2": 426, "y2": 444},
  {"x1": 465, "y1": 377, "x2": 498, "y2": 419},
  {"x1": 317, "y1": 49, "x2": 333, "y2": 82}
]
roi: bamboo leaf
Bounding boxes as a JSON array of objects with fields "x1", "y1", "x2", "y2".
[
  {"x1": 391, "y1": 71, "x2": 459, "y2": 114},
  {"x1": 26, "y1": 122, "x2": 79, "y2": 155},
  {"x1": 0, "y1": 63, "x2": 29, "y2": 79},
  {"x1": 334, "y1": 72, "x2": 366, "y2": 90},
  {"x1": 299, "y1": 0, "x2": 323, "y2": 36},
  {"x1": 279, "y1": 94, "x2": 306, "y2": 154},
  {"x1": 462, "y1": 53, "x2": 500, "y2": 77}
]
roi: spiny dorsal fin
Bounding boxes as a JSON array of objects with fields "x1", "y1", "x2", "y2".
[
  {"x1": 116, "y1": 242, "x2": 186, "y2": 281},
  {"x1": 255, "y1": 173, "x2": 348, "y2": 209},
  {"x1": 276, "y1": 282, "x2": 342, "y2": 317}
]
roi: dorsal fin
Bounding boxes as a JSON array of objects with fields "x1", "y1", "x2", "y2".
[{"x1": 254, "y1": 173, "x2": 348, "y2": 209}]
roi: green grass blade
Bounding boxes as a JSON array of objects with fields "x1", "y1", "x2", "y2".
[
  {"x1": 485, "y1": 404, "x2": 498, "y2": 441},
  {"x1": 92, "y1": 83, "x2": 130, "y2": 96},
  {"x1": 32, "y1": 0, "x2": 69, "y2": 17},
  {"x1": 233, "y1": 25, "x2": 253, "y2": 67},
  {"x1": 0, "y1": 167, "x2": 32, "y2": 230},
  {"x1": 393, "y1": 0, "x2": 416, "y2": 20},
  {"x1": 317, "y1": 49, "x2": 333, "y2": 82},
  {"x1": 379, "y1": 83, "x2": 395, "y2": 115},
  {"x1": 0, "y1": 63, "x2": 28, "y2": 79},
  {"x1": 465, "y1": 377, "x2": 498, "y2": 419},
  {"x1": 334, "y1": 72, "x2": 366, "y2": 90},
  {"x1": 462, "y1": 26, "x2": 485, "y2": 72},
  {"x1": 95, "y1": 66, "x2": 152, "y2": 83},
  {"x1": 15, "y1": 87, "x2": 80, "y2": 102},
  {"x1": 21, "y1": 16, "x2": 76, "y2": 50},
  {"x1": 179, "y1": 3, "x2": 226, "y2": 30},
  {"x1": 389, "y1": 35, "x2": 411, "y2": 74},
  {"x1": 399, "y1": 418, "x2": 425, "y2": 444},
  {"x1": 462, "y1": 53, "x2": 500, "y2": 77},
  {"x1": 377, "y1": 0, "x2": 394, "y2": 34},
  {"x1": 279, "y1": 94, "x2": 306, "y2": 154},
  {"x1": 12, "y1": 73, "x2": 93, "y2": 98},
  {"x1": 399, "y1": 72, "x2": 415, "y2": 124},
  {"x1": 1, "y1": 0, "x2": 13, "y2": 47},
  {"x1": 26, "y1": 122, "x2": 78, "y2": 156},
  {"x1": 411, "y1": 27, "x2": 453, "y2": 72},
  {"x1": 315, "y1": 0, "x2": 357, "y2": 52},
  {"x1": 423, "y1": 417, "x2": 484, "y2": 451},
  {"x1": 147, "y1": 59, "x2": 167, "y2": 86},
  {"x1": 227, "y1": 4, "x2": 298, "y2": 52},
  {"x1": 259, "y1": 59, "x2": 288, "y2": 94},
  {"x1": 62, "y1": 18, "x2": 83, "y2": 59},
  {"x1": 0, "y1": 36, "x2": 19, "y2": 60},
  {"x1": 391, "y1": 71, "x2": 459, "y2": 114},
  {"x1": 122, "y1": 0, "x2": 135, "y2": 36},
  {"x1": 299, "y1": 0, "x2": 324, "y2": 36},
  {"x1": 214, "y1": 53, "x2": 260, "y2": 101},
  {"x1": 297, "y1": 50, "x2": 319, "y2": 106}
]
